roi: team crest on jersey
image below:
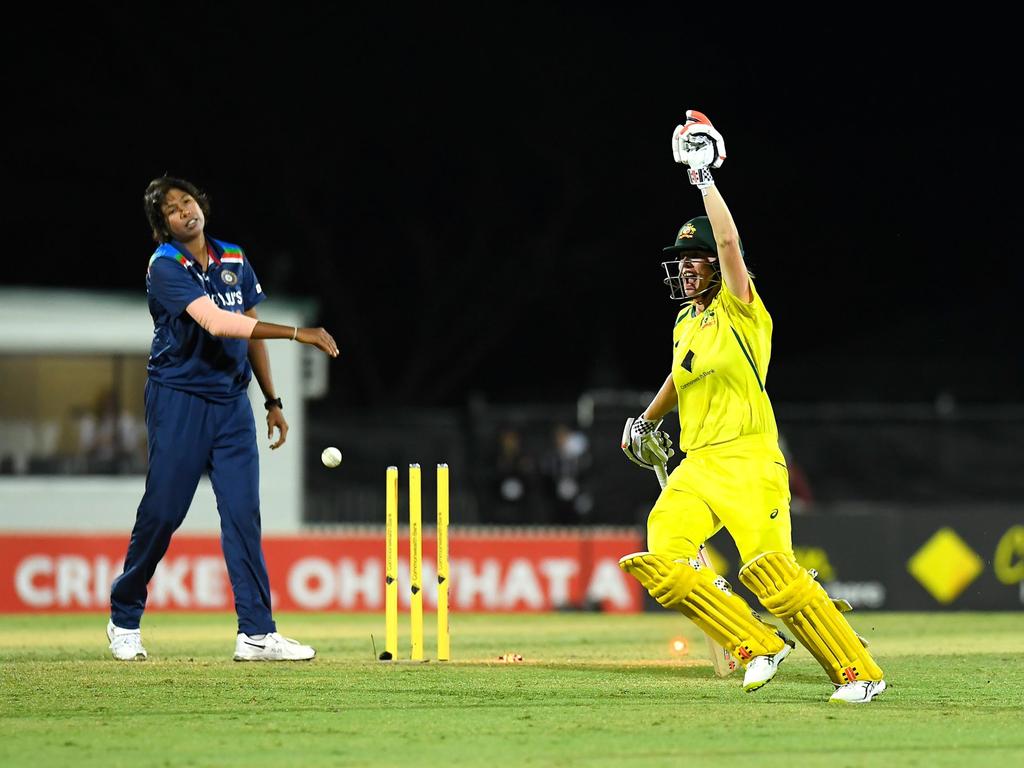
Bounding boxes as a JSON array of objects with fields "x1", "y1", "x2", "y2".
[
  {"x1": 220, "y1": 269, "x2": 238, "y2": 286},
  {"x1": 700, "y1": 309, "x2": 717, "y2": 329},
  {"x1": 677, "y1": 223, "x2": 697, "y2": 240}
]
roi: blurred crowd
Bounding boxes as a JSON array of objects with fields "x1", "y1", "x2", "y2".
[
  {"x1": 0, "y1": 389, "x2": 146, "y2": 475},
  {"x1": 488, "y1": 425, "x2": 814, "y2": 526},
  {"x1": 490, "y1": 423, "x2": 594, "y2": 526}
]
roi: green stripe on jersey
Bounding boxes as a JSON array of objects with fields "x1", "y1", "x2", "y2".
[{"x1": 730, "y1": 328, "x2": 764, "y2": 392}]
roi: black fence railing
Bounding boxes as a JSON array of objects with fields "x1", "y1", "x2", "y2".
[{"x1": 303, "y1": 395, "x2": 1024, "y2": 527}]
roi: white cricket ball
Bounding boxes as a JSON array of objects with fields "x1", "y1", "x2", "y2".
[{"x1": 321, "y1": 447, "x2": 342, "y2": 468}]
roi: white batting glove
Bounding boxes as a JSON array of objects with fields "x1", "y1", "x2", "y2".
[
  {"x1": 672, "y1": 109, "x2": 726, "y2": 168},
  {"x1": 671, "y1": 110, "x2": 726, "y2": 191},
  {"x1": 621, "y1": 417, "x2": 675, "y2": 471}
]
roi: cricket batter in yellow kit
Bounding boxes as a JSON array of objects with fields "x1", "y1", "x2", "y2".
[{"x1": 619, "y1": 110, "x2": 886, "y2": 703}]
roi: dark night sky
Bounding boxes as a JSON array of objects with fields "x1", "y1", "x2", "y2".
[{"x1": 3, "y1": 7, "x2": 1019, "y2": 406}]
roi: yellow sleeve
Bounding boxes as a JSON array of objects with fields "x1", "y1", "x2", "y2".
[
  {"x1": 719, "y1": 278, "x2": 773, "y2": 389},
  {"x1": 718, "y1": 277, "x2": 770, "y2": 327}
]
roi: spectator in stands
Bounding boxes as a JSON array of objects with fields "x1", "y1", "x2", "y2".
[
  {"x1": 540, "y1": 423, "x2": 593, "y2": 525},
  {"x1": 77, "y1": 389, "x2": 146, "y2": 474},
  {"x1": 492, "y1": 427, "x2": 537, "y2": 523}
]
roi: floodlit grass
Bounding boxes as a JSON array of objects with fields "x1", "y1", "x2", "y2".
[{"x1": 2, "y1": 612, "x2": 1022, "y2": 767}]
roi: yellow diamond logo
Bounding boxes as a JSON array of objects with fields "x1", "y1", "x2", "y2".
[{"x1": 907, "y1": 528, "x2": 984, "y2": 604}]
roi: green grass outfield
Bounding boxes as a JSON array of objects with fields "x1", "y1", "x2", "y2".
[{"x1": 2, "y1": 612, "x2": 1022, "y2": 767}]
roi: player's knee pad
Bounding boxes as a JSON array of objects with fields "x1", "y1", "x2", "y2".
[
  {"x1": 739, "y1": 552, "x2": 883, "y2": 684},
  {"x1": 618, "y1": 551, "x2": 700, "y2": 610},
  {"x1": 619, "y1": 552, "x2": 785, "y2": 663}
]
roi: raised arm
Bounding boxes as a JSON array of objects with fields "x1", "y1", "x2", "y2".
[
  {"x1": 672, "y1": 110, "x2": 752, "y2": 303},
  {"x1": 701, "y1": 185, "x2": 750, "y2": 303}
]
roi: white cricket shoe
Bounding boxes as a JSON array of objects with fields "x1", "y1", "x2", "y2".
[
  {"x1": 233, "y1": 632, "x2": 316, "y2": 662},
  {"x1": 742, "y1": 642, "x2": 793, "y2": 692},
  {"x1": 830, "y1": 679, "x2": 887, "y2": 704},
  {"x1": 106, "y1": 620, "x2": 147, "y2": 661}
]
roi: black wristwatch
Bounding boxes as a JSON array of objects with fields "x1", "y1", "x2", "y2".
[{"x1": 265, "y1": 397, "x2": 283, "y2": 411}]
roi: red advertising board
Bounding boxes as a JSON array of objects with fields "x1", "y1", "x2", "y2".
[{"x1": 0, "y1": 530, "x2": 645, "y2": 613}]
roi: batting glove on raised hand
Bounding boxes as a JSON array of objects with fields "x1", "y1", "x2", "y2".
[
  {"x1": 671, "y1": 110, "x2": 726, "y2": 191},
  {"x1": 621, "y1": 416, "x2": 675, "y2": 471}
]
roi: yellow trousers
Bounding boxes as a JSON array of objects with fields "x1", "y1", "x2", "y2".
[{"x1": 648, "y1": 434, "x2": 793, "y2": 564}]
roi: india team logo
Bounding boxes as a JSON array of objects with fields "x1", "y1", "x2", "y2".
[{"x1": 220, "y1": 270, "x2": 238, "y2": 286}]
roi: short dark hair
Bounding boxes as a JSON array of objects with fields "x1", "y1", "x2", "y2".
[{"x1": 143, "y1": 176, "x2": 211, "y2": 243}]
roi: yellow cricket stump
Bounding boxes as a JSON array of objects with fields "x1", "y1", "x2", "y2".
[
  {"x1": 437, "y1": 463, "x2": 450, "y2": 661},
  {"x1": 409, "y1": 463, "x2": 424, "y2": 661},
  {"x1": 384, "y1": 466, "x2": 399, "y2": 659},
  {"x1": 383, "y1": 462, "x2": 450, "y2": 663}
]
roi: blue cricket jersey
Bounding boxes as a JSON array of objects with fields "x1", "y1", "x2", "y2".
[{"x1": 145, "y1": 237, "x2": 266, "y2": 402}]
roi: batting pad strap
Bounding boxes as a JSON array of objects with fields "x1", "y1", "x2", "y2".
[
  {"x1": 739, "y1": 552, "x2": 884, "y2": 684},
  {"x1": 618, "y1": 552, "x2": 700, "y2": 611},
  {"x1": 742, "y1": 555, "x2": 820, "y2": 619},
  {"x1": 619, "y1": 552, "x2": 785, "y2": 664}
]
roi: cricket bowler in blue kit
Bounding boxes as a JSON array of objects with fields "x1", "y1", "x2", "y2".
[{"x1": 107, "y1": 176, "x2": 339, "y2": 662}]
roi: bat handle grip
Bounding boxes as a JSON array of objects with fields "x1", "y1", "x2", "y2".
[{"x1": 654, "y1": 462, "x2": 669, "y2": 490}]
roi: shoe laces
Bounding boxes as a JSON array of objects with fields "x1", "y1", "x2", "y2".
[{"x1": 112, "y1": 632, "x2": 143, "y2": 649}]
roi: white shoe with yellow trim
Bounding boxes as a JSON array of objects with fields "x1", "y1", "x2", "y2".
[
  {"x1": 829, "y1": 679, "x2": 887, "y2": 704},
  {"x1": 742, "y1": 642, "x2": 793, "y2": 692}
]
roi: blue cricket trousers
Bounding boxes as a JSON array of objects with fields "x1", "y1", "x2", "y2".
[{"x1": 110, "y1": 380, "x2": 276, "y2": 635}]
